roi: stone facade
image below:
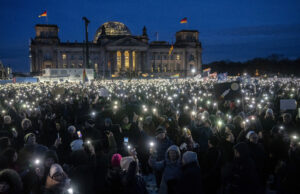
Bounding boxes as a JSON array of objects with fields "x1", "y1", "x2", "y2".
[
  {"x1": 30, "y1": 21, "x2": 202, "y2": 77},
  {"x1": 0, "y1": 61, "x2": 12, "y2": 80}
]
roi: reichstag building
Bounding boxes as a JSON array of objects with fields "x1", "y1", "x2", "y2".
[{"x1": 30, "y1": 21, "x2": 202, "y2": 77}]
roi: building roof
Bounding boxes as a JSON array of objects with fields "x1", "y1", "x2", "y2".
[
  {"x1": 94, "y1": 21, "x2": 131, "y2": 43},
  {"x1": 177, "y1": 30, "x2": 199, "y2": 33},
  {"x1": 35, "y1": 24, "x2": 58, "y2": 28}
]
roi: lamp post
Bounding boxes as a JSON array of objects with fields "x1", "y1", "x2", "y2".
[{"x1": 82, "y1": 17, "x2": 90, "y2": 69}]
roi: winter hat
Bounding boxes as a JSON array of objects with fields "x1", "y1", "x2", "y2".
[
  {"x1": 144, "y1": 116, "x2": 153, "y2": 125},
  {"x1": 3, "y1": 115, "x2": 11, "y2": 124},
  {"x1": 67, "y1": 125, "x2": 76, "y2": 134},
  {"x1": 185, "y1": 128, "x2": 192, "y2": 136},
  {"x1": 111, "y1": 153, "x2": 122, "y2": 167},
  {"x1": 49, "y1": 163, "x2": 64, "y2": 177},
  {"x1": 120, "y1": 156, "x2": 135, "y2": 171},
  {"x1": 24, "y1": 133, "x2": 35, "y2": 143},
  {"x1": 155, "y1": 126, "x2": 166, "y2": 136},
  {"x1": 0, "y1": 169, "x2": 23, "y2": 194},
  {"x1": 44, "y1": 150, "x2": 59, "y2": 163},
  {"x1": 246, "y1": 131, "x2": 255, "y2": 139},
  {"x1": 104, "y1": 118, "x2": 112, "y2": 125},
  {"x1": 266, "y1": 108, "x2": 273, "y2": 115},
  {"x1": 70, "y1": 139, "x2": 83, "y2": 151},
  {"x1": 182, "y1": 151, "x2": 198, "y2": 165}
]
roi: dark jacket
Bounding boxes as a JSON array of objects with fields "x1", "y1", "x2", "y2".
[
  {"x1": 122, "y1": 161, "x2": 148, "y2": 194},
  {"x1": 227, "y1": 143, "x2": 260, "y2": 194},
  {"x1": 177, "y1": 162, "x2": 204, "y2": 194},
  {"x1": 156, "y1": 136, "x2": 174, "y2": 161}
]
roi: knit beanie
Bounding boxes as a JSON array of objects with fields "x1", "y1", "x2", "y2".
[{"x1": 111, "y1": 153, "x2": 122, "y2": 167}]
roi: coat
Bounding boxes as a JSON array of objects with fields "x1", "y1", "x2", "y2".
[
  {"x1": 177, "y1": 162, "x2": 204, "y2": 194},
  {"x1": 150, "y1": 145, "x2": 182, "y2": 194}
]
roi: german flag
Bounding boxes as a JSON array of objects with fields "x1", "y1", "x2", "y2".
[
  {"x1": 38, "y1": 11, "x2": 47, "y2": 18},
  {"x1": 180, "y1": 17, "x2": 187, "y2": 24}
]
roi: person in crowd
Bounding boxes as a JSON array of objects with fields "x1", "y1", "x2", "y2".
[
  {"x1": 120, "y1": 156, "x2": 148, "y2": 194},
  {"x1": 149, "y1": 145, "x2": 181, "y2": 194},
  {"x1": 1, "y1": 78, "x2": 300, "y2": 194},
  {"x1": 152, "y1": 126, "x2": 174, "y2": 187},
  {"x1": 44, "y1": 163, "x2": 70, "y2": 194},
  {"x1": 177, "y1": 151, "x2": 204, "y2": 194},
  {"x1": 226, "y1": 142, "x2": 260, "y2": 194},
  {"x1": 0, "y1": 169, "x2": 23, "y2": 194}
]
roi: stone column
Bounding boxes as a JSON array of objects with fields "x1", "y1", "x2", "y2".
[
  {"x1": 121, "y1": 50, "x2": 125, "y2": 72},
  {"x1": 112, "y1": 51, "x2": 117, "y2": 73},
  {"x1": 129, "y1": 51, "x2": 133, "y2": 72},
  {"x1": 105, "y1": 52, "x2": 109, "y2": 76},
  {"x1": 136, "y1": 51, "x2": 141, "y2": 72},
  {"x1": 182, "y1": 51, "x2": 187, "y2": 77},
  {"x1": 140, "y1": 52, "x2": 144, "y2": 72},
  {"x1": 54, "y1": 50, "x2": 58, "y2": 68},
  {"x1": 144, "y1": 51, "x2": 150, "y2": 73}
]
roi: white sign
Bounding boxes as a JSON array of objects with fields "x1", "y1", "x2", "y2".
[{"x1": 280, "y1": 99, "x2": 297, "y2": 111}]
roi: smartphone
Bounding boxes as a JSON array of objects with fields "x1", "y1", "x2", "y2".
[
  {"x1": 124, "y1": 137, "x2": 128, "y2": 143},
  {"x1": 77, "y1": 131, "x2": 82, "y2": 138}
]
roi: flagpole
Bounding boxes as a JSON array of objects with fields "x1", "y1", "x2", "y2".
[{"x1": 46, "y1": 14, "x2": 48, "y2": 25}]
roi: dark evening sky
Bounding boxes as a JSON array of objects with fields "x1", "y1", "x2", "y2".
[{"x1": 1, "y1": 0, "x2": 300, "y2": 72}]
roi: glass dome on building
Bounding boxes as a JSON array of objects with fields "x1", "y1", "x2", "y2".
[{"x1": 93, "y1": 21, "x2": 131, "y2": 43}]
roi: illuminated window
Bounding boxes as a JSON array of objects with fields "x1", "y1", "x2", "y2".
[
  {"x1": 78, "y1": 64, "x2": 82, "y2": 68},
  {"x1": 117, "y1": 51, "x2": 121, "y2": 70},
  {"x1": 63, "y1": 64, "x2": 67, "y2": 68},
  {"x1": 176, "y1": 55, "x2": 181, "y2": 60},
  {"x1": 62, "y1": 54, "x2": 67, "y2": 60},
  {"x1": 132, "y1": 51, "x2": 136, "y2": 71},
  {"x1": 125, "y1": 51, "x2": 129, "y2": 70}
]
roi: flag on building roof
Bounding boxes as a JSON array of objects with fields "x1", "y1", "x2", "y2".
[
  {"x1": 168, "y1": 45, "x2": 174, "y2": 56},
  {"x1": 180, "y1": 17, "x2": 187, "y2": 24},
  {"x1": 38, "y1": 11, "x2": 47, "y2": 18}
]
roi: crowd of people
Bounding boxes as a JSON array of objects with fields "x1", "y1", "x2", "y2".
[{"x1": 0, "y1": 77, "x2": 300, "y2": 194}]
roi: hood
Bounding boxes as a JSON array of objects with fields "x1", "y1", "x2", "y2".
[{"x1": 165, "y1": 145, "x2": 181, "y2": 163}]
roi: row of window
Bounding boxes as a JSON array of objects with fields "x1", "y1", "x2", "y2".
[
  {"x1": 152, "y1": 54, "x2": 181, "y2": 60},
  {"x1": 151, "y1": 54, "x2": 195, "y2": 61}
]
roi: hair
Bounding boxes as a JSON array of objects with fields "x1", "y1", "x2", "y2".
[
  {"x1": 0, "y1": 169, "x2": 23, "y2": 194},
  {"x1": 1, "y1": 148, "x2": 16, "y2": 165}
]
